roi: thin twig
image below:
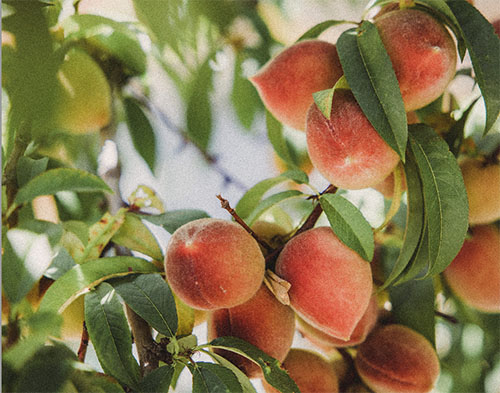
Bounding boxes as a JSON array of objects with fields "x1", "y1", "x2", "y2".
[
  {"x1": 216, "y1": 194, "x2": 274, "y2": 253},
  {"x1": 77, "y1": 322, "x2": 89, "y2": 362},
  {"x1": 435, "y1": 310, "x2": 459, "y2": 324}
]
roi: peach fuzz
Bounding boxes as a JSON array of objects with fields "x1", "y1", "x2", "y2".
[
  {"x1": 355, "y1": 324, "x2": 440, "y2": 393},
  {"x1": 459, "y1": 157, "x2": 500, "y2": 225},
  {"x1": 262, "y1": 349, "x2": 339, "y2": 393},
  {"x1": 443, "y1": 225, "x2": 500, "y2": 313},
  {"x1": 165, "y1": 218, "x2": 265, "y2": 310},
  {"x1": 306, "y1": 90, "x2": 400, "y2": 189},
  {"x1": 297, "y1": 294, "x2": 379, "y2": 350},
  {"x1": 275, "y1": 226, "x2": 373, "y2": 341},
  {"x1": 375, "y1": 8, "x2": 457, "y2": 111},
  {"x1": 250, "y1": 39, "x2": 343, "y2": 131},
  {"x1": 207, "y1": 285, "x2": 295, "y2": 378}
]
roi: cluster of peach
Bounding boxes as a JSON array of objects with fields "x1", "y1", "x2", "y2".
[{"x1": 165, "y1": 218, "x2": 440, "y2": 392}]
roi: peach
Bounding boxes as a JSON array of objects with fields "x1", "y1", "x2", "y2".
[
  {"x1": 306, "y1": 90, "x2": 400, "y2": 189},
  {"x1": 375, "y1": 8, "x2": 457, "y2": 111},
  {"x1": 355, "y1": 324, "x2": 440, "y2": 393},
  {"x1": 250, "y1": 39, "x2": 343, "y2": 131},
  {"x1": 460, "y1": 157, "x2": 500, "y2": 225},
  {"x1": 275, "y1": 226, "x2": 373, "y2": 341},
  {"x1": 297, "y1": 294, "x2": 379, "y2": 350},
  {"x1": 207, "y1": 285, "x2": 295, "y2": 378},
  {"x1": 372, "y1": 168, "x2": 406, "y2": 199},
  {"x1": 262, "y1": 349, "x2": 339, "y2": 393},
  {"x1": 443, "y1": 225, "x2": 500, "y2": 313},
  {"x1": 165, "y1": 218, "x2": 265, "y2": 310}
]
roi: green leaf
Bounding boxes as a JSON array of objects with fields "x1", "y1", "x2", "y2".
[
  {"x1": 297, "y1": 20, "x2": 355, "y2": 41},
  {"x1": 337, "y1": 24, "x2": 407, "y2": 160},
  {"x1": 190, "y1": 362, "x2": 243, "y2": 393},
  {"x1": 62, "y1": 14, "x2": 146, "y2": 75},
  {"x1": 14, "y1": 343, "x2": 76, "y2": 393},
  {"x1": 235, "y1": 174, "x2": 306, "y2": 220},
  {"x1": 207, "y1": 337, "x2": 299, "y2": 393},
  {"x1": 14, "y1": 168, "x2": 112, "y2": 205},
  {"x1": 186, "y1": 58, "x2": 214, "y2": 151},
  {"x1": 45, "y1": 247, "x2": 77, "y2": 281},
  {"x1": 85, "y1": 282, "x2": 141, "y2": 388},
  {"x1": 447, "y1": 0, "x2": 500, "y2": 133},
  {"x1": 138, "y1": 209, "x2": 210, "y2": 234},
  {"x1": 203, "y1": 351, "x2": 257, "y2": 393},
  {"x1": 379, "y1": 154, "x2": 425, "y2": 289},
  {"x1": 2, "y1": 221, "x2": 62, "y2": 304},
  {"x1": 246, "y1": 190, "x2": 304, "y2": 226},
  {"x1": 110, "y1": 273, "x2": 178, "y2": 337},
  {"x1": 173, "y1": 294, "x2": 195, "y2": 336},
  {"x1": 319, "y1": 193, "x2": 374, "y2": 261},
  {"x1": 266, "y1": 110, "x2": 299, "y2": 168},
  {"x1": 70, "y1": 370, "x2": 126, "y2": 393},
  {"x1": 16, "y1": 156, "x2": 49, "y2": 188},
  {"x1": 408, "y1": 124, "x2": 469, "y2": 277},
  {"x1": 123, "y1": 97, "x2": 156, "y2": 173},
  {"x1": 232, "y1": 55, "x2": 261, "y2": 129},
  {"x1": 3, "y1": 311, "x2": 63, "y2": 370},
  {"x1": 396, "y1": 223, "x2": 431, "y2": 285},
  {"x1": 138, "y1": 365, "x2": 175, "y2": 393},
  {"x1": 112, "y1": 212, "x2": 164, "y2": 261},
  {"x1": 78, "y1": 208, "x2": 127, "y2": 263},
  {"x1": 39, "y1": 256, "x2": 158, "y2": 314},
  {"x1": 312, "y1": 76, "x2": 350, "y2": 118}
]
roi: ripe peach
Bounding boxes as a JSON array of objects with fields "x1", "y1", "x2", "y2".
[
  {"x1": 460, "y1": 157, "x2": 500, "y2": 225},
  {"x1": 297, "y1": 294, "x2": 379, "y2": 350},
  {"x1": 375, "y1": 8, "x2": 457, "y2": 111},
  {"x1": 306, "y1": 90, "x2": 400, "y2": 189},
  {"x1": 355, "y1": 324, "x2": 440, "y2": 393},
  {"x1": 250, "y1": 39, "x2": 343, "y2": 131},
  {"x1": 207, "y1": 285, "x2": 295, "y2": 378},
  {"x1": 262, "y1": 348, "x2": 339, "y2": 393},
  {"x1": 165, "y1": 218, "x2": 265, "y2": 310},
  {"x1": 443, "y1": 225, "x2": 500, "y2": 313},
  {"x1": 275, "y1": 226, "x2": 373, "y2": 341}
]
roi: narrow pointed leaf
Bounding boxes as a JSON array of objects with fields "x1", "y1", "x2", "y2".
[
  {"x1": 319, "y1": 194, "x2": 374, "y2": 261},
  {"x1": 190, "y1": 362, "x2": 243, "y2": 393},
  {"x1": 85, "y1": 282, "x2": 140, "y2": 388},
  {"x1": 14, "y1": 168, "x2": 112, "y2": 205},
  {"x1": 246, "y1": 190, "x2": 304, "y2": 226},
  {"x1": 204, "y1": 351, "x2": 257, "y2": 393},
  {"x1": 138, "y1": 365, "x2": 175, "y2": 393},
  {"x1": 110, "y1": 273, "x2": 178, "y2": 337},
  {"x1": 297, "y1": 20, "x2": 355, "y2": 41},
  {"x1": 266, "y1": 110, "x2": 299, "y2": 168},
  {"x1": 138, "y1": 209, "x2": 210, "y2": 234}
]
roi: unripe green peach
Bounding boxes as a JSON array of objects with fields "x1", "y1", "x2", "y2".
[
  {"x1": 375, "y1": 8, "x2": 457, "y2": 111},
  {"x1": 262, "y1": 348, "x2": 339, "y2": 393},
  {"x1": 460, "y1": 157, "x2": 500, "y2": 225},
  {"x1": 165, "y1": 218, "x2": 265, "y2": 310},
  {"x1": 250, "y1": 39, "x2": 343, "y2": 131},
  {"x1": 355, "y1": 324, "x2": 440, "y2": 393},
  {"x1": 276, "y1": 226, "x2": 373, "y2": 341},
  {"x1": 306, "y1": 90, "x2": 400, "y2": 189},
  {"x1": 207, "y1": 285, "x2": 295, "y2": 378},
  {"x1": 52, "y1": 48, "x2": 112, "y2": 134},
  {"x1": 443, "y1": 225, "x2": 500, "y2": 313},
  {"x1": 297, "y1": 294, "x2": 379, "y2": 350}
]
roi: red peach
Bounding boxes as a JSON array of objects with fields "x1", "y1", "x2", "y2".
[
  {"x1": 250, "y1": 39, "x2": 343, "y2": 131},
  {"x1": 355, "y1": 324, "x2": 440, "y2": 393},
  {"x1": 165, "y1": 218, "x2": 265, "y2": 310},
  {"x1": 207, "y1": 285, "x2": 295, "y2": 378},
  {"x1": 262, "y1": 348, "x2": 339, "y2": 393},
  {"x1": 375, "y1": 8, "x2": 457, "y2": 111},
  {"x1": 306, "y1": 90, "x2": 400, "y2": 189},
  {"x1": 443, "y1": 225, "x2": 500, "y2": 313},
  {"x1": 276, "y1": 226, "x2": 373, "y2": 341}
]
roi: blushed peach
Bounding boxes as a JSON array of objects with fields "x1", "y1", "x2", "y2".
[
  {"x1": 306, "y1": 90, "x2": 400, "y2": 189},
  {"x1": 297, "y1": 294, "x2": 379, "y2": 349},
  {"x1": 355, "y1": 324, "x2": 440, "y2": 393},
  {"x1": 443, "y1": 225, "x2": 500, "y2": 313},
  {"x1": 165, "y1": 218, "x2": 265, "y2": 310},
  {"x1": 250, "y1": 39, "x2": 343, "y2": 131},
  {"x1": 276, "y1": 226, "x2": 373, "y2": 341},
  {"x1": 375, "y1": 8, "x2": 457, "y2": 111},
  {"x1": 262, "y1": 348, "x2": 339, "y2": 393},
  {"x1": 207, "y1": 285, "x2": 295, "y2": 378}
]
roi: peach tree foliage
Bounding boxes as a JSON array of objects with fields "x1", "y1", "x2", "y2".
[{"x1": 1, "y1": 0, "x2": 500, "y2": 392}]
